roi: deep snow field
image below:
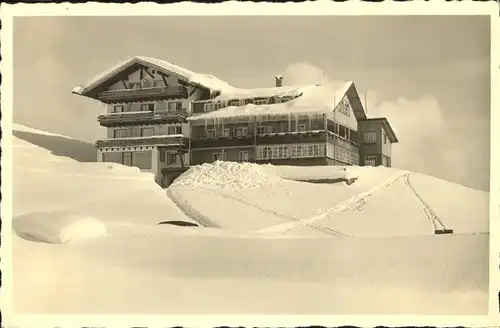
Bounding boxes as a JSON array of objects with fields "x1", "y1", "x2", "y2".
[{"x1": 9, "y1": 124, "x2": 489, "y2": 315}]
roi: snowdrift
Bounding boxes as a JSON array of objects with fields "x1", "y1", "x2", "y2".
[
  {"x1": 13, "y1": 211, "x2": 107, "y2": 244},
  {"x1": 10, "y1": 125, "x2": 489, "y2": 315},
  {"x1": 171, "y1": 162, "x2": 488, "y2": 237}
]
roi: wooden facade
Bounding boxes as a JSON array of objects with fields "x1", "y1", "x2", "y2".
[{"x1": 188, "y1": 114, "x2": 363, "y2": 167}]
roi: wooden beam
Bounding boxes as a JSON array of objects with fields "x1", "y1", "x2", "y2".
[
  {"x1": 121, "y1": 80, "x2": 128, "y2": 89},
  {"x1": 189, "y1": 87, "x2": 197, "y2": 98},
  {"x1": 160, "y1": 73, "x2": 169, "y2": 87},
  {"x1": 143, "y1": 68, "x2": 155, "y2": 79},
  {"x1": 140, "y1": 68, "x2": 144, "y2": 80}
]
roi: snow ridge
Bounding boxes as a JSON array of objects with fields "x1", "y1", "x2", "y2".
[{"x1": 172, "y1": 161, "x2": 281, "y2": 189}]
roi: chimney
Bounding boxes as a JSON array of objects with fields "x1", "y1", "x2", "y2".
[{"x1": 275, "y1": 75, "x2": 283, "y2": 87}]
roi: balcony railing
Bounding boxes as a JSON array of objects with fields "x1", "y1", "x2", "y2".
[
  {"x1": 96, "y1": 135, "x2": 189, "y2": 148},
  {"x1": 326, "y1": 132, "x2": 359, "y2": 153},
  {"x1": 98, "y1": 110, "x2": 188, "y2": 127},
  {"x1": 256, "y1": 130, "x2": 327, "y2": 145},
  {"x1": 97, "y1": 85, "x2": 188, "y2": 103}
]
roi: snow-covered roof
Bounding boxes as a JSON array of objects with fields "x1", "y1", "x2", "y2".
[
  {"x1": 72, "y1": 56, "x2": 234, "y2": 97},
  {"x1": 188, "y1": 81, "x2": 361, "y2": 120}
]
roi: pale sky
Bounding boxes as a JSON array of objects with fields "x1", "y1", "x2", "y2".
[{"x1": 13, "y1": 15, "x2": 490, "y2": 190}]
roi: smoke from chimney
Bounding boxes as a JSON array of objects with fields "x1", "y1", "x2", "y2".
[{"x1": 275, "y1": 75, "x2": 284, "y2": 87}]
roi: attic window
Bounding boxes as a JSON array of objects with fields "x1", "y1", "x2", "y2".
[{"x1": 338, "y1": 99, "x2": 351, "y2": 117}]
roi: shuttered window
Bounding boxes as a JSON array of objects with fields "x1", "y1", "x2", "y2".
[
  {"x1": 102, "y1": 152, "x2": 123, "y2": 164},
  {"x1": 133, "y1": 151, "x2": 152, "y2": 169}
]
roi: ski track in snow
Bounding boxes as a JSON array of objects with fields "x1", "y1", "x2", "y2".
[
  {"x1": 403, "y1": 173, "x2": 447, "y2": 231},
  {"x1": 166, "y1": 188, "x2": 220, "y2": 228},
  {"x1": 193, "y1": 186, "x2": 344, "y2": 237},
  {"x1": 255, "y1": 170, "x2": 409, "y2": 235}
]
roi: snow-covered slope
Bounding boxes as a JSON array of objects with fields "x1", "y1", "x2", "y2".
[
  {"x1": 171, "y1": 162, "x2": 488, "y2": 237},
  {"x1": 10, "y1": 125, "x2": 489, "y2": 316}
]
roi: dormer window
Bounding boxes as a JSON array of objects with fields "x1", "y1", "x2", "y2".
[
  {"x1": 254, "y1": 99, "x2": 269, "y2": 105},
  {"x1": 228, "y1": 100, "x2": 240, "y2": 107},
  {"x1": 214, "y1": 102, "x2": 224, "y2": 110},
  {"x1": 204, "y1": 103, "x2": 215, "y2": 112}
]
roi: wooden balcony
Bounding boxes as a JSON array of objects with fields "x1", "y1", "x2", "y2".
[
  {"x1": 98, "y1": 110, "x2": 188, "y2": 127},
  {"x1": 326, "y1": 132, "x2": 359, "y2": 153},
  {"x1": 256, "y1": 131, "x2": 327, "y2": 145},
  {"x1": 97, "y1": 86, "x2": 188, "y2": 103},
  {"x1": 190, "y1": 136, "x2": 255, "y2": 149},
  {"x1": 96, "y1": 135, "x2": 189, "y2": 149}
]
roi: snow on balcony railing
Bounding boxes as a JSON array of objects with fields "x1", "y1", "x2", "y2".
[{"x1": 96, "y1": 135, "x2": 188, "y2": 148}]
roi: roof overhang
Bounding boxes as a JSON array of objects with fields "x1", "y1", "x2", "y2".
[
  {"x1": 345, "y1": 83, "x2": 368, "y2": 121},
  {"x1": 72, "y1": 57, "x2": 223, "y2": 100}
]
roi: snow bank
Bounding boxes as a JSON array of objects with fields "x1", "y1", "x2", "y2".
[
  {"x1": 172, "y1": 161, "x2": 281, "y2": 189},
  {"x1": 13, "y1": 123, "x2": 72, "y2": 139},
  {"x1": 13, "y1": 125, "x2": 196, "y2": 226},
  {"x1": 13, "y1": 211, "x2": 107, "y2": 244}
]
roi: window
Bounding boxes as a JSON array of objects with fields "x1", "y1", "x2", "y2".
[
  {"x1": 337, "y1": 98, "x2": 351, "y2": 117},
  {"x1": 228, "y1": 100, "x2": 240, "y2": 106},
  {"x1": 204, "y1": 103, "x2": 214, "y2": 112},
  {"x1": 113, "y1": 129, "x2": 128, "y2": 138},
  {"x1": 168, "y1": 102, "x2": 182, "y2": 112},
  {"x1": 256, "y1": 145, "x2": 290, "y2": 160},
  {"x1": 257, "y1": 126, "x2": 266, "y2": 135},
  {"x1": 297, "y1": 124, "x2": 306, "y2": 132},
  {"x1": 382, "y1": 155, "x2": 389, "y2": 167},
  {"x1": 239, "y1": 151, "x2": 249, "y2": 162},
  {"x1": 141, "y1": 127, "x2": 154, "y2": 137},
  {"x1": 113, "y1": 105, "x2": 124, "y2": 113},
  {"x1": 364, "y1": 132, "x2": 377, "y2": 144},
  {"x1": 166, "y1": 153, "x2": 178, "y2": 165},
  {"x1": 254, "y1": 99, "x2": 269, "y2": 105},
  {"x1": 241, "y1": 99, "x2": 252, "y2": 105},
  {"x1": 286, "y1": 144, "x2": 325, "y2": 159},
  {"x1": 141, "y1": 103, "x2": 155, "y2": 112},
  {"x1": 266, "y1": 126, "x2": 274, "y2": 134},
  {"x1": 383, "y1": 133, "x2": 388, "y2": 144},
  {"x1": 338, "y1": 125, "x2": 349, "y2": 139},
  {"x1": 214, "y1": 102, "x2": 224, "y2": 110},
  {"x1": 123, "y1": 152, "x2": 133, "y2": 166},
  {"x1": 222, "y1": 128, "x2": 231, "y2": 137},
  {"x1": 160, "y1": 150, "x2": 165, "y2": 162},
  {"x1": 236, "y1": 127, "x2": 248, "y2": 137},
  {"x1": 206, "y1": 129, "x2": 215, "y2": 139},
  {"x1": 335, "y1": 147, "x2": 351, "y2": 164},
  {"x1": 167, "y1": 126, "x2": 182, "y2": 135},
  {"x1": 365, "y1": 155, "x2": 378, "y2": 167},
  {"x1": 213, "y1": 152, "x2": 224, "y2": 162}
]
